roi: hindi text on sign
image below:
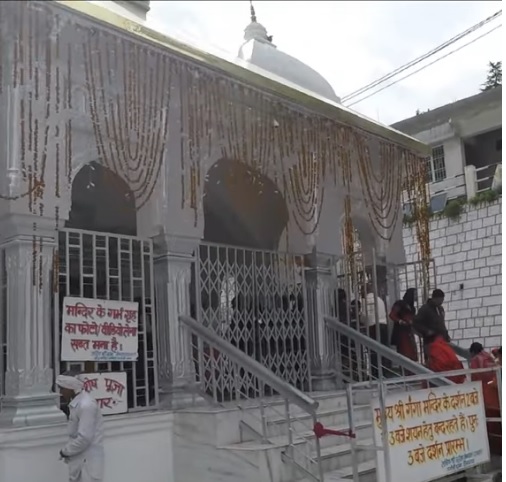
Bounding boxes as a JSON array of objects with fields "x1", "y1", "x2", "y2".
[
  {"x1": 79, "y1": 372, "x2": 128, "y2": 415},
  {"x1": 61, "y1": 297, "x2": 139, "y2": 362},
  {"x1": 371, "y1": 382, "x2": 490, "y2": 482}
]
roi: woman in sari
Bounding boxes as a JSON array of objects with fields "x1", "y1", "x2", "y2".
[
  {"x1": 425, "y1": 334, "x2": 466, "y2": 384},
  {"x1": 470, "y1": 343, "x2": 502, "y2": 456},
  {"x1": 389, "y1": 288, "x2": 418, "y2": 361},
  {"x1": 469, "y1": 342, "x2": 497, "y2": 384}
]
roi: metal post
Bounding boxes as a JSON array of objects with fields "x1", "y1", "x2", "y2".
[
  {"x1": 346, "y1": 384, "x2": 359, "y2": 482},
  {"x1": 312, "y1": 413, "x2": 325, "y2": 482},
  {"x1": 372, "y1": 248, "x2": 382, "y2": 378},
  {"x1": 496, "y1": 367, "x2": 502, "y2": 417},
  {"x1": 259, "y1": 384, "x2": 269, "y2": 443},
  {"x1": 379, "y1": 380, "x2": 392, "y2": 482}
]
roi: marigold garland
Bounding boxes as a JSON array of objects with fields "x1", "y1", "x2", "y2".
[{"x1": 0, "y1": 1, "x2": 432, "y2": 286}]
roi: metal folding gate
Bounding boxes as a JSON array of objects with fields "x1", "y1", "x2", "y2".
[
  {"x1": 329, "y1": 252, "x2": 438, "y2": 379},
  {"x1": 391, "y1": 258, "x2": 437, "y2": 306},
  {"x1": 194, "y1": 242, "x2": 311, "y2": 399},
  {"x1": 54, "y1": 228, "x2": 158, "y2": 410}
]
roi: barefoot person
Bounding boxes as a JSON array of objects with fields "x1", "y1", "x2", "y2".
[{"x1": 57, "y1": 373, "x2": 105, "y2": 482}]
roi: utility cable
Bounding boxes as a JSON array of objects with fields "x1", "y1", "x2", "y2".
[
  {"x1": 341, "y1": 9, "x2": 502, "y2": 102},
  {"x1": 345, "y1": 24, "x2": 502, "y2": 107}
]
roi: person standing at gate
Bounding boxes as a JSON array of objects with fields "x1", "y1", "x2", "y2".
[{"x1": 57, "y1": 373, "x2": 105, "y2": 482}]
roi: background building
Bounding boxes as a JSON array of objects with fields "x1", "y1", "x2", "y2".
[
  {"x1": 393, "y1": 87, "x2": 502, "y2": 349},
  {"x1": 392, "y1": 86, "x2": 502, "y2": 203}
]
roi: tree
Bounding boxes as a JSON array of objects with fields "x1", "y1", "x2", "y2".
[{"x1": 481, "y1": 61, "x2": 502, "y2": 91}]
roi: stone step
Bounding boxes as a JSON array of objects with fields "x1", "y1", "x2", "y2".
[
  {"x1": 238, "y1": 419, "x2": 373, "y2": 451},
  {"x1": 311, "y1": 438, "x2": 375, "y2": 474},
  {"x1": 322, "y1": 459, "x2": 376, "y2": 482},
  {"x1": 263, "y1": 404, "x2": 371, "y2": 439},
  {"x1": 230, "y1": 390, "x2": 350, "y2": 419},
  {"x1": 222, "y1": 431, "x2": 376, "y2": 482}
]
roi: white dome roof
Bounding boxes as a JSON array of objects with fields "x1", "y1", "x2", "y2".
[{"x1": 238, "y1": 7, "x2": 340, "y2": 103}]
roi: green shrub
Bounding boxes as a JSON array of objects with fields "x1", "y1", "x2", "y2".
[
  {"x1": 402, "y1": 188, "x2": 501, "y2": 226},
  {"x1": 442, "y1": 198, "x2": 466, "y2": 221},
  {"x1": 469, "y1": 188, "x2": 500, "y2": 206}
]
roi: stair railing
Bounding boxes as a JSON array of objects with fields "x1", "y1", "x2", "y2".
[
  {"x1": 324, "y1": 315, "x2": 454, "y2": 388},
  {"x1": 179, "y1": 315, "x2": 326, "y2": 481},
  {"x1": 345, "y1": 366, "x2": 502, "y2": 482}
]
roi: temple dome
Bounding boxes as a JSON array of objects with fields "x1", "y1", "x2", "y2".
[{"x1": 238, "y1": 4, "x2": 340, "y2": 103}]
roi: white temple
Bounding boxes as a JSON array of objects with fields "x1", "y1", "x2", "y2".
[
  {"x1": 238, "y1": 3, "x2": 341, "y2": 103},
  {"x1": 0, "y1": 2, "x2": 436, "y2": 482}
]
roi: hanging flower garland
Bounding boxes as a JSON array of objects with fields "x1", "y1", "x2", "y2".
[
  {"x1": 0, "y1": 1, "x2": 74, "y2": 290},
  {"x1": 0, "y1": 1, "x2": 431, "y2": 277},
  {"x1": 404, "y1": 151, "x2": 432, "y2": 285}
]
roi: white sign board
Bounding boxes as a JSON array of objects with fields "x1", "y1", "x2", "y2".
[
  {"x1": 80, "y1": 372, "x2": 128, "y2": 415},
  {"x1": 372, "y1": 382, "x2": 490, "y2": 482},
  {"x1": 61, "y1": 297, "x2": 138, "y2": 362}
]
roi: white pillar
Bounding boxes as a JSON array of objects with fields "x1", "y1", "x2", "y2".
[
  {"x1": 153, "y1": 234, "x2": 197, "y2": 409},
  {"x1": 305, "y1": 251, "x2": 340, "y2": 391},
  {"x1": 464, "y1": 164, "x2": 477, "y2": 200},
  {"x1": 0, "y1": 214, "x2": 65, "y2": 427}
]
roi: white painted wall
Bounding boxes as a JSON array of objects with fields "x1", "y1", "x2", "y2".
[
  {"x1": 428, "y1": 136, "x2": 466, "y2": 199},
  {"x1": 0, "y1": 411, "x2": 174, "y2": 482},
  {"x1": 404, "y1": 96, "x2": 502, "y2": 201},
  {"x1": 403, "y1": 200, "x2": 502, "y2": 349},
  {"x1": 456, "y1": 103, "x2": 502, "y2": 138}
]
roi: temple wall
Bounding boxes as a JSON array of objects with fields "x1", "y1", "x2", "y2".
[
  {"x1": 402, "y1": 200, "x2": 502, "y2": 349},
  {"x1": 0, "y1": 1, "x2": 408, "y2": 259},
  {"x1": 0, "y1": 412, "x2": 174, "y2": 482}
]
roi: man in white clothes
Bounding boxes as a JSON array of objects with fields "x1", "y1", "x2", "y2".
[
  {"x1": 56, "y1": 373, "x2": 105, "y2": 482},
  {"x1": 363, "y1": 284, "x2": 392, "y2": 377}
]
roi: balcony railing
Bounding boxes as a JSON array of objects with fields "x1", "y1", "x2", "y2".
[{"x1": 465, "y1": 162, "x2": 502, "y2": 199}]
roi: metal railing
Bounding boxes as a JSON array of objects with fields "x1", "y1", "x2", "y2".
[
  {"x1": 345, "y1": 366, "x2": 502, "y2": 482},
  {"x1": 179, "y1": 315, "x2": 325, "y2": 481},
  {"x1": 465, "y1": 162, "x2": 501, "y2": 199},
  {"x1": 324, "y1": 316, "x2": 453, "y2": 388},
  {"x1": 475, "y1": 163, "x2": 500, "y2": 193}
]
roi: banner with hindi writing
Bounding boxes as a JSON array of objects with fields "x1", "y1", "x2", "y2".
[
  {"x1": 80, "y1": 372, "x2": 128, "y2": 415},
  {"x1": 61, "y1": 297, "x2": 139, "y2": 362},
  {"x1": 372, "y1": 381, "x2": 490, "y2": 482}
]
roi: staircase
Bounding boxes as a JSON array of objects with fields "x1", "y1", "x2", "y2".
[
  {"x1": 175, "y1": 315, "x2": 500, "y2": 482},
  {"x1": 174, "y1": 389, "x2": 377, "y2": 482}
]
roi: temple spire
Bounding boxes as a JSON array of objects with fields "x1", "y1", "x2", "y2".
[
  {"x1": 244, "y1": 0, "x2": 274, "y2": 44},
  {"x1": 250, "y1": 0, "x2": 257, "y2": 23}
]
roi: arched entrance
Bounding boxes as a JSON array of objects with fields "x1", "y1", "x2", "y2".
[
  {"x1": 196, "y1": 159, "x2": 310, "y2": 399},
  {"x1": 203, "y1": 158, "x2": 288, "y2": 249},
  {"x1": 56, "y1": 162, "x2": 157, "y2": 410},
  {"x1": 66, "y1": 161, "x2": 137, "y2": 235}
]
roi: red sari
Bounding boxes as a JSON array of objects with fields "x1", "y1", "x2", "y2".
[
  {"x1": 470, "y1": 351, "x2": 501, "y2": 455},
  {"x1": 389, "y1": 301, "x2": 418, "y2": 362},
  {"x1": 426, "y1": 336, "x2": 466, "y2": 384}
]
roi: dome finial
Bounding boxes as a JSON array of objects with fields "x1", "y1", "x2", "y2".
[
  {"x1": 250, "y1": 0, "x2": 257, "y2": 23},
  {"x1": 244, "y1": 0, "x2": 274, "y2": 44}
]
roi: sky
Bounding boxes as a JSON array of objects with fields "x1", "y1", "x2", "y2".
[{"x1": 146, "y1": 1, "x2": 502, "y2": 126}]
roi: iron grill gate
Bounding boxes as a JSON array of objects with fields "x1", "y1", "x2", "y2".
[
  {"x1": 393, "y1": 259, "x2": 437, "y2": 304},
  {"x1": 195, "y1": 243, "x2": 311, "y2": 401},
  {"x1": 54, "y1": 228, "x2": 158, "y2": 410}
]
